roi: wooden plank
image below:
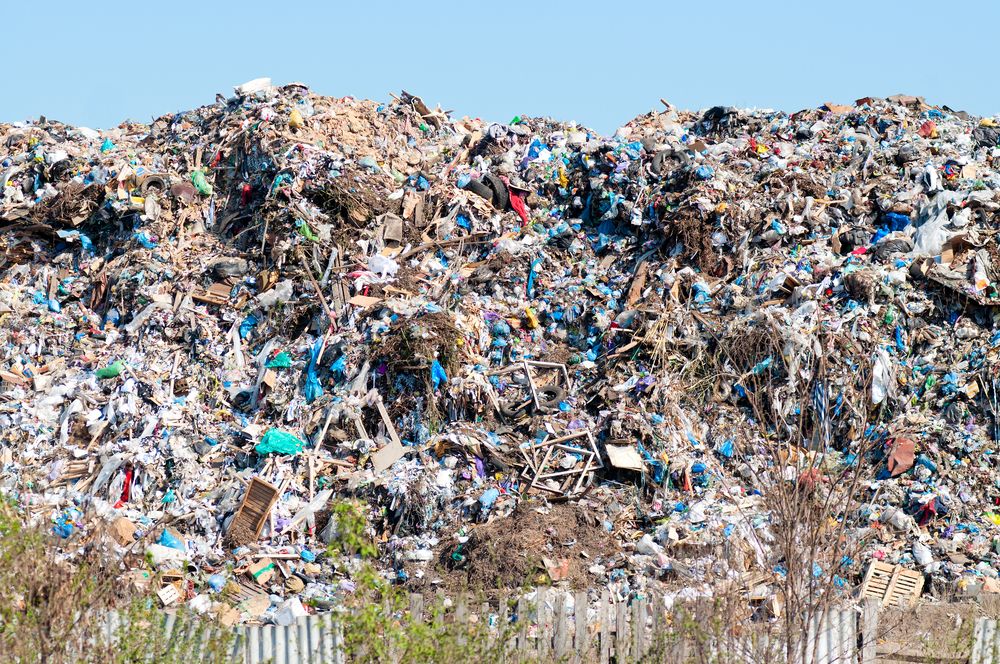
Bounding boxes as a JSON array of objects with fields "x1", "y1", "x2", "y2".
[
  {"x1": 600, "y1": 590, "x2": 611, "y2": 664},
  {"x1": 574, "y1": 591, "x2": 588, "y2": 663},
  {"x1": 651, "y1": 591, "x2": 664, "y2": 653},
  {"x1": 554, "y1": 592, "x2": 569, "y2": 659},
  {"x1": 371, "y1": 439, "x2": 405, "y2": 473},
  {"x1": 861, "y1": 598, "x2": 878, "y2": 664},
  {"x1": 481, "y1": 601, "x2": 492, "y2": 647},
  {"x1": 970, "y1": 618, "x2": 986, "y2": 664},
  {"x1": 883, "y1": 568, "x2": 901, "y2": 606},
  {"x1": 528, "y1": 445, "x2": 555, "y2": 494},
  {"x1": 633, "y1": 596, "x2": 646, "y2": 658},
  {"x1": 838, "y1": 606, "x2": 853, "y2": 664},
  {"x1": 536, "y1": 588, "x2": 549, "y2": 658},
  {"x1": 615, "y1": 599, "x2": 628, "y2": 663},
  {"x1": 409, "y1": 593, "x2": 423, "y2": 623},
  {"x1": 228, "y1": 478, "x2": 279, "y2": 542},
  {"x1": 499, "y1": 594, "x2": 514, "y2": 657},
  {"x1": 678, "y1": 627, "x2": 690, "y2": 663},
  {"x1": 385, "y1": 595, "x2": 399, "y2": 663},
  {"x1": 983, "y1": 620, "x2": 996, "y2": 664},
  {"x1": 375, "y1": 397, "x2": 402, "y2": 447},
  {"x1": 518, "y1": 596, "x2": 530, "y2": 655}
]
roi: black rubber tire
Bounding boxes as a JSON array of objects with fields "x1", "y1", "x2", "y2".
[
  {"x1": 500, "y1": 399, "x2": 531, "y2": 419},
  {"x1": 482, "y1": 172, "x2": 509, "y2": 210},
  {"x1": 536, "y1": 385, "x2": 567, "y2": 410},
  {"x1": 463, "y1": 178, "x2": 493, "y2": 201}
]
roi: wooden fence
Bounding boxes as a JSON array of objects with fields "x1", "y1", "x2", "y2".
[
  {"x1": 136, "y1": 592, "x2": 885, "y2": 663},
  {"x1": 398, "y1": 590, "x2": 869, "y2": 664}
]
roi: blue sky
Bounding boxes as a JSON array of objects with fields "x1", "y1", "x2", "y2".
[{"x1": 2, "y1": 0, "x2": 994, "y2": 134}]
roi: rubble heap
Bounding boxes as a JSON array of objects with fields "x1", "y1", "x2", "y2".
[{"x1": 3, "y1": 81, "x2": 1000, "y2": 622}]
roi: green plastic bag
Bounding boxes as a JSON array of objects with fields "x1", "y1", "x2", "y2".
[
  {"x1": 255, "y1": 429, "x2": 304, "y2": 456},
  {"x1": 191, "y1": 168, "x2": 213, "y2": 196},
  {"x1": 296, "y1": 220, "x2": 318, "y2": 242},
  {"x1": 95, "y1": 360, "x2": 124, "y2": 379},
  {"x1": 266, "y1": 351, "x2": 292, "y2": 369}
]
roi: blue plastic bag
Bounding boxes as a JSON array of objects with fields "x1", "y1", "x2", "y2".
[
  {"x1": 431, "y1": 360, "x2": 448, "y2": 389},
  {"x1": 239, "y1": 314, "x2": 258, "y2": 339},
  {"x1": 527, "y1": 257, "x2": 542, "y2": 298},
  {"x1": 304, "y1": 339, "x2": 324, "y2": 404},
  {"x1": 479, "y1": 488, "x2": 500, "y2": 510},
  {"x1": 208, "y1": 574, "x2": 226, "y2": 591},
  {"x1": 134, "y1": 232, "x2": 157, "y2": 249},
  {"x1": 157, "y1": 529, "x2": 186, "y2": 551},
  {"x1": 884, "y1": 212, "x2": 911, "y2": 232}
]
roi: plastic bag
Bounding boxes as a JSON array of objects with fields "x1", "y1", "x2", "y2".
[
  {"x1": 157, "y1": 529, "x2": 186, "y2": 551},
  {"x1": 430, "y1": 360, "x2": 448, "y2": 389},
  {"x1": 296, "y1": 219, "x2": 318, "y2": 241},
  {"x1": 368, "y1": 254, "x2": 399, "y2": 277},
  {"x1": 274, "y1": 597, "x2": 308, "y2": 626},
  {"x1": 95, "y1": 360, "x2": 124, "y2": 379},
  {"x1": 239, "y1": 314, "x2": 258, "y2": 339},
  {"x1": 190, "y1": 168, "x2": 213, "y2": 196},
  {"x1": 479, "y1": 488, "x2": 500, "y2": 509},
  {"x1": 266, "y1": 351, "x2": 292, "y2": 369},
  {"x1": 255, "y1": 429, "x2": 305, "y2": 455},
  {"x1": 871, "y1": 349, "x2": 894, "y2": 404},
  {"x1": 912, "y1": 540, "x2": 934, "y2": 567},
  {"x1": 304, "y1": 339, "x2": 323, "y2": 404},
  {"x1": 134, "y1": 231, "x2": 158, "y2": 249},
  {"x1": 255, "y1": 280, "x2": 294, "y2": 308},
  {"x1": 912, "y1": 210, "x2": 951, "y2": 256}
]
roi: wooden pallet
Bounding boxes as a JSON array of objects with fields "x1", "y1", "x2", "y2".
[{"x1": 860, "y1": 561, "x2": 923, "y2": 608}]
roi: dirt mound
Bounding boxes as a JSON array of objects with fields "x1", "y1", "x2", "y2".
[{"x1": 427, "y1": 502, "x2": 618, "y2": 592}]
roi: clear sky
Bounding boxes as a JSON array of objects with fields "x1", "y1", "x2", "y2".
[{"x1": 2, "y1": 0, "x2": 994, "y2": 135}]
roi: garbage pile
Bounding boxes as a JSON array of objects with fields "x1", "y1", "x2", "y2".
[{"x1": 4, "y1": 81, "x2": 1000, "y2": 622}]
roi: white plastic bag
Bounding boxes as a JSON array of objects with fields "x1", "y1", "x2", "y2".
[
  {"x1": 872, "y1": 349, "x2": 894, "y2": 404},
  {"x1": 912, "y1": 540, "x2": 934, "y2": 567},
  {"x1": 368, "y1": 254, "x2": 399, "y2": 278}
]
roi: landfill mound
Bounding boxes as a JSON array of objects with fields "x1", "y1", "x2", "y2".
[{"x1": 2, "y1": 81, "x2": 999, "y2": 622}]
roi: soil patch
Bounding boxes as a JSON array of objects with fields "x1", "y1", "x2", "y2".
[{"x1": 420, "y1": 502, "x2": 618, "y2": 593}]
